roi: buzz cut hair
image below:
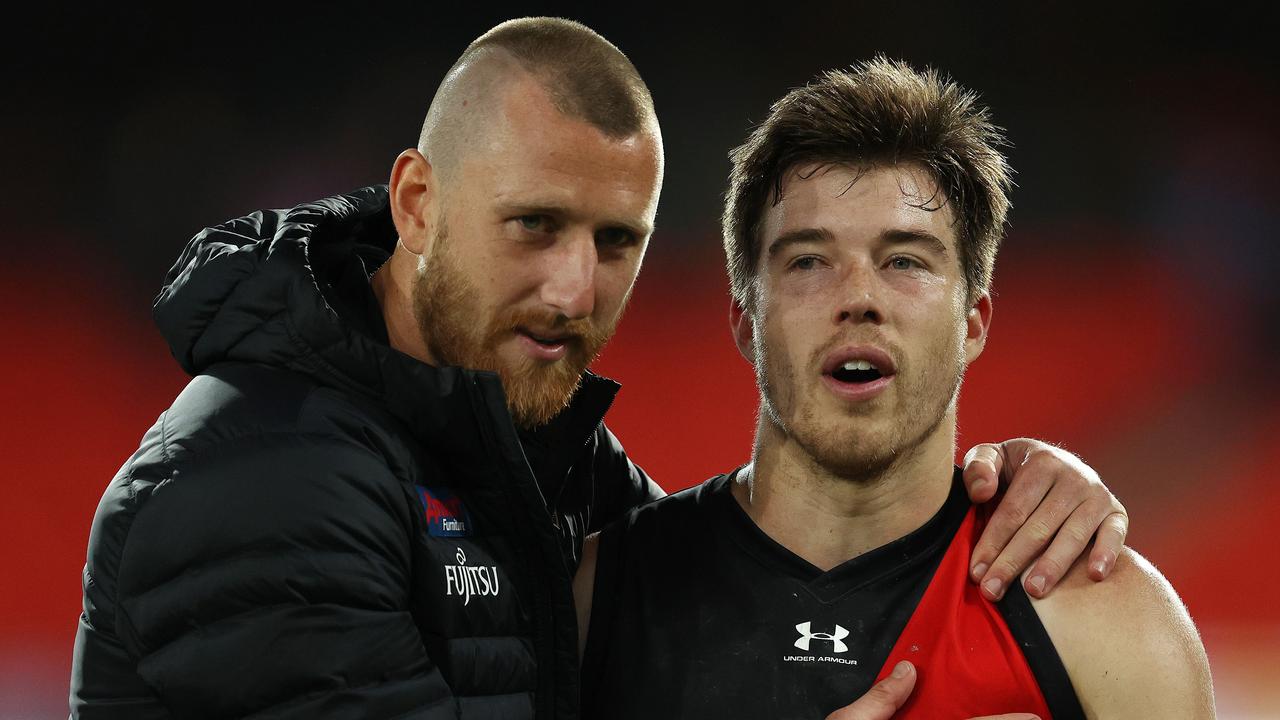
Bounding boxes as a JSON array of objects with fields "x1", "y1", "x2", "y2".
[
  {"x1": 449, "y1": 17, "x2": 654, "y2": 139},
  {"x1": 722, "y1": 56, "x2": 1014, "y2": 309}
]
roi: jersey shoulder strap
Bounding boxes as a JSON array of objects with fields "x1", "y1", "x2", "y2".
[{"x1": 872, "y1": 505, "x2": 1084, "y2": 719}]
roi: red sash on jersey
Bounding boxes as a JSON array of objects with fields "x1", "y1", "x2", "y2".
[{"x1": 873, "y1": 505, "x2": 1054, "y2": 718}]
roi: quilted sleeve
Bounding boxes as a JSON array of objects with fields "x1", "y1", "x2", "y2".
[
  {"x1": 71, "y1": 424, "x2": 454, "y2": 719},
  {"x1": 586, "y1": 424, "x2": 665, "y2": 534}
]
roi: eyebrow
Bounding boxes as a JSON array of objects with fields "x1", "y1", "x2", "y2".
[
  {"x1": 882, "y1": 229, "x2": 950, "y2": 258},
  {"x1": 765, "y1": 228, "x2": 834, "y2": 258},
  {"x1": 765, "y1": 227, "x2": 950, "y2": 259},
  {"x1": 500, "y1": 202, "x2": 653, "y2": 239}
]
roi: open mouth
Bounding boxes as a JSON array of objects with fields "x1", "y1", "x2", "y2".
[
  {"x1": 820, "y1": 348, "x2": 896, "y2": 400},
  {"x1": 515, "y1": 327, "x2": 576, "y2": 361},
  {"x1": 829, "y1": 356, "x2": 880, "y2": 381},
  {"x1": 520, "y1": 330, "x2": 567, "y2": 349},
  {"x1": 829, "y1": 359, "x2": 884, "y2": 385}
]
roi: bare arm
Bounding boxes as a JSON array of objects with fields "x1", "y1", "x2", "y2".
[{"x1": 1030, "y1": 548, "x2": 1215, "y2": 718}]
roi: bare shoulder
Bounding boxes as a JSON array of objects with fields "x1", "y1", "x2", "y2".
[{"x1": 1028, "y1": 548, "x2": 1215, "y2": 718}]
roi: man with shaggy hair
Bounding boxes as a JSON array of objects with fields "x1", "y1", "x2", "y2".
[
  {"x1": 576, "y1": 58, "x2": 1213, "y2": 719},
  {"x1": 73, "y1": 19, "x2": 1129, "y2": 720}
]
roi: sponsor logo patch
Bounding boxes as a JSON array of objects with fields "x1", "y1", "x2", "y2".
[
  {"x1": 794, "y1": 621, "x2": 850, "y2": 653},
  {"x1": 417, "y1": 486, "x2": 472, "y2": 538},
  {"x1": 783, "y1": 621, "x2": 859, "y2": 666},
  {"x1": 444, "y1": 547, "x2": 500, "y2": 605}
]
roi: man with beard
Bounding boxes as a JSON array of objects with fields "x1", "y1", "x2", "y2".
[
  {"x1": 72, "y1": 20, "x2": 1130, "y2": 720},
  {"x1": 576, "y1": 58, "x2": 1214, "y2": 719}
]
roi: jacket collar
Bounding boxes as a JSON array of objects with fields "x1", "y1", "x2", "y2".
[{"x1": 155, "y1": 185, "x2": 618, "y2": 462}]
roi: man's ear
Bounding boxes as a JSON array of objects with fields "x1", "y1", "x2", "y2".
[
  {"x1": 730, "y1": 297, "x2": 755, "y2": 363},
  {"x1": 389, "y1": 148, "x2": 436, "y2": 256},
  {"x1": 964, "y1": 292, "x2": 993, "y2": 364}
]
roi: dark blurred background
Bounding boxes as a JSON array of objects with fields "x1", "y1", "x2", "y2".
[{"x1": 3, "y1": 3, "x2": 1276, "y2": 717}]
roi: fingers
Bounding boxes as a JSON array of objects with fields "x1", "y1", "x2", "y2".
[
  {"x1": 969, "y1": 439, "x2": 1130, "y2": 599},
  {"x1": 1087, "y1": 510, "x2": 1128, "y2": 581},
  {"x1": 824, "y1": 662, "x2": 916, "y2": 720},
  {"x1": 969, "y1": 444, "x2": 1056, "y2": 586},
  {"x1": 1020, "y1": 498, "x2": 1110, "y2": 597},
  {"x1": 978, "y1": 477, "x2": 1084, "y2": 601},
  {"x1": 961, "y1": 443, "x2": 1007, "y2": 503}
]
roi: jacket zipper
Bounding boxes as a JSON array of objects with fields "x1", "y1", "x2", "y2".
[{"x1": 466, "y1": 375, "x2": 564, "y2": 719}]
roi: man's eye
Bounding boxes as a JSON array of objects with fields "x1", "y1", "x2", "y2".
[
  {"x1": 596, "y1": 227, "x2": 636, "y2": 248},
  {"x1": 791, "y1": 256, "x2": 821, "y2": 271},
  {"x1": 889, "y1": 256, "x2": 919, "y2": 270},
  {"x1": 517, "y1": 215, "x2": 551, "y2": 232}
]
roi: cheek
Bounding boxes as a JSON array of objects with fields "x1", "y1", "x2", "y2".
[
  {"x1": 889, "y1": 276, "x2": 961, "y2": 330},
  {"x1": 760, "y1": 310, "x2": 812, "y2": 373},
  {"x1": 884, "y1": 269, "x2": 950, "y2": 301},
  {"x1": 777, "y1": 268, "x2": 841, "y2": 302},
  {"x1": 594, "y1": 260, "x2": 643, "y2": 313},
  {"x1": 454, "y1": 258, "x2": 522, "y2": 325},
  {"x1": 481, "y1": 247, "x2": 543, "y2": 294}
]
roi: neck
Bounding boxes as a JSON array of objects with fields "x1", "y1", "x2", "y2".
[
  {"x1": 733, "y1": 411, "x2": 958, "y2": 572},
  {"x1": 372, "y1": 243, "x2": 436, "y2": 366}
]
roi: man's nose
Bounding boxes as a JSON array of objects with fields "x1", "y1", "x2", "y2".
[
  {"x1": 834, "y1": 260, "x2": 884, "y2": 326},
  {"x1": 540, "y1": 232, "x2": 598, "y2": 320}
]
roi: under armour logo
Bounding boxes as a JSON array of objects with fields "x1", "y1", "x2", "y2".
[{"x1": 794, "y1": 621, "x2": 850, "y2": 653}]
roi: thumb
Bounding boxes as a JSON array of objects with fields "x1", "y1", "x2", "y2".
[
  {"x1": 825, "y1": 661, "x2": 916, "y2": 720},
  {"x1": 961, "y1": 442, "x2": 1007, "y2": 502}
]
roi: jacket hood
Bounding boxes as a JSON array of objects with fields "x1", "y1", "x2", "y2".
[{"x1": 154, "y1": 185, "x2": 619, "y2": 453}]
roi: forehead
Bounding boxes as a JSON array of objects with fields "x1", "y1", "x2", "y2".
[
  {"x1": 758, "y1": 162, "x2": 957, "y2": 255},
  {"x1": 462, "y1": 76, "x2": 663, "y2": 215}
]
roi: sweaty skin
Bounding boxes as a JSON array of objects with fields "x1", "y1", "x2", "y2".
[
  {"x1": 574, "y1": 164, "x2": 1211, "y2": 718},
  {"x1": 1029, "y1": 551, "x2": 1214, "y2": 717}
]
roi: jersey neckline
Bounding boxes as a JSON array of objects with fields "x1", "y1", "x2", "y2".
[{"x1": 706, "y1": 467, "x2": 971, "y2": 603}]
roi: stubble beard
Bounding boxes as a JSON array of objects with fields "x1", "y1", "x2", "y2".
[
  {"x1": 412, "y1": 224, "x2": 616, "y2": 429},
  {"x1": 755, "y1": 318, "x2": 966, "y2": 484}
]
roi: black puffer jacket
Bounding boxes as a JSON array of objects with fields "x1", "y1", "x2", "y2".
[{"x1": 69, "y1": 186, "x2": 662, "y2": 719}]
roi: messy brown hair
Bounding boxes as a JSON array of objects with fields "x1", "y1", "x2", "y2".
[{"x1": 723, "y1": 56, "x2": 1013, "y2": 309}]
